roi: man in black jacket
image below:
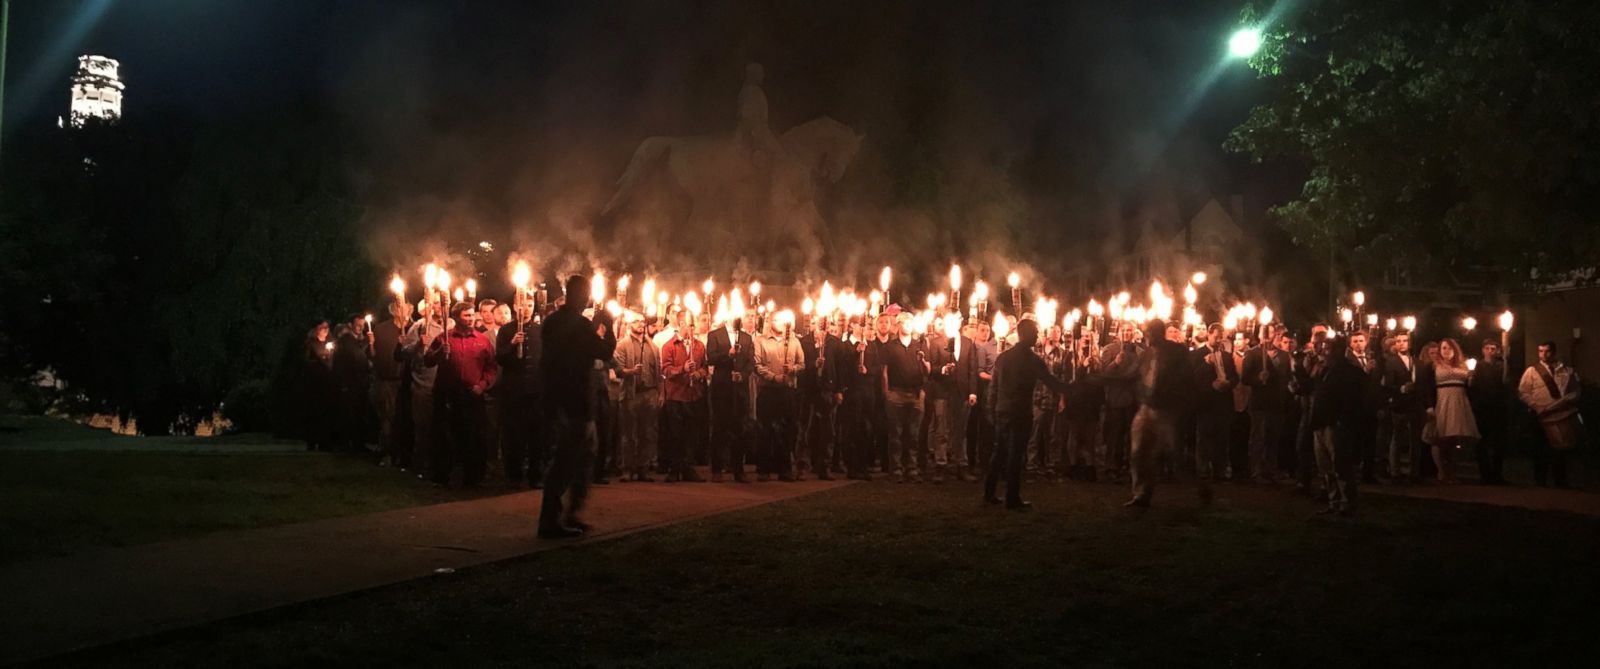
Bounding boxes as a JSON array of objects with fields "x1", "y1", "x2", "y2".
[
  {"x1": 706, "y1": 313, "x2": 756, "y2": 482},
  {"x1": 1127, "y1": 322, "x2": 1194, "y2": 507},
  {"x1": 1381, "y1": 332, "x2": 1424, "y2": 481},
  {"x1": 538, "y1": 276, "x2": 617, "y2": 539},
  {"x1": 986, "y1": 318, "x2": 1070, "y2": 509},
  {"x1": 496, "y1": 300, "x2": 545, "y2": 488},
  {"x1": 1242, "y1": 329, "x2": 1293, "y2": 482},
  {"x1": 1469, "y1": 339, "x2": 1510, "y2": 484},
  {"x1": 1346, "y1": 330, "x2": 1385, "y2": 483},
  {"x1": 798, "y1": 316, "x2": 843, "y2": 480},
  {"x1": 1310, "y1": 335, "x2": 1364, "y2": 515},
  {"x1": 941, "y1": 319, "x2": 982, "y2": 482},
  {"x1": 1192, "y1": 324, "x2": 1239, "y2": 481}
]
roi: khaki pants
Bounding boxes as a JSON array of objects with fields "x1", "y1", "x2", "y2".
[
  {"x1": 1130, "y1": 406, "x2": 1180, "y2": 503},
  {"x1": 620, "y1": 389, "x2": 660, "y2": 477}
]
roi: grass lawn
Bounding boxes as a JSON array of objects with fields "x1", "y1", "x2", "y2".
[
  {"x1": 0, "y1": 416, "x2": 500, "y2": 563},
  {"x1": 47, "y1": 479, "x2": 1600, "y2": 668}
]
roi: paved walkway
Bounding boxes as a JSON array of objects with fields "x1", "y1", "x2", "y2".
[
  {"x1": 0, "y1": 478, "x2": 851, "y2": 664},
  {"x1": 1367, "y1": 482, "x2": 1600, "y2": 516}
]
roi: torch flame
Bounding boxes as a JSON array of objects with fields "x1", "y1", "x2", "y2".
[
  {"x1": 389, "y1": 274, "x2": 407, "y2": 300},
  {"x1": 423, "y1": 263, "x2": 439, "y2": 290},
  {"x1": 1462, "y1": 316, "x2": 1478, "y2": 332},
  {"x1": 641, "y1": 278, "x2": 657, "y2": 305},
  {"x1": 591, "y1": 272, "x2": 606, "y2": 302},
  {"x1": 1366, "y1": 314, "x2": 1378, "y2": 326},
  {"x1": 802, "y1": 297, "x2": 815, "y2": 315},
  {"x1": 1191, "y1": 271, "x2": 1208, "y2": 285},
  {"x1": 1088, "y1": 299, "x2": 1103, "y2": 317},
  {"x1": 465, "y1": 278, "x2": 477, "y2": 297},
  {"x1": 437, "y1": 269, "x2": 452, "y2": 292},
  {"x1": 511, "y1": 261, "x2": 531, "y2": 290},
  {"x1": 992, "y1": 311, "x2": 1011, "y2": 338},
  {"x1": 949, "y1": 264, "x2": 962, "y2": 291},
  {"x1": 1353, "y1": 291, "x2": 1366, "y2": 307},
  {"x1": 1498, "y1": 310, "x2": 1514, "y2": 331},
  {"x1": 879, "y1": 266, "x2": 892, "y2": 293},
  {"x1": 1183, "y1": 283, "x2": 1197, "y2": 305},
  {"x1": 1260, "y1": 306, "x2": 1274, "y2": 325},
  {"x1": 1402, "y1": 315, "x2": 1417, "y2": 332},
  {"x1": 1007, "y1": 272, "x2": 1021, "y2": 289},
  {"x1": 750, "y1": 281, "x2": 762, "y2": 298},
  {"x1": 702, "y1": 278, "x2": 714, "y2": 296},
  {"x1": 618, "y1": 274, "x2": 631, "y2": 295},
  {"x1": 973, "y1": 280, "x2": 989, "y2": 301},
  {"x1": 943, "y1": 313, "x2": 961, "y2": 339},
  {"x1": 1386, "y1": 318, "x2": 1398, "y2": 331},
  {"x1": 1341, "y1": 308, "x2": 1353, "y2": 324}
]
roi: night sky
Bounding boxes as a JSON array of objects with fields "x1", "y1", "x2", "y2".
[{"x1": 7, "y1": 0, "x2": 1276, "y2": 274}]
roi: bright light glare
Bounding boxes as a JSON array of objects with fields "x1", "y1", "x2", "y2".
[{"x1": 1229, "y1": 28, "x2": 1262, "y2": 58}]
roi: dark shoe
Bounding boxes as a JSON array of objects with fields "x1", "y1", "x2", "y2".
[
  {"x1": 681, "y1": 470, "x2": 705, "y2": 483},
  {"x1": 1006, "y1": 500, "x2": 1033, "y2": 511},
  {"x1": 538, "y1": 525, "x2": 584, "y2": 539},
  {"x1": 984, "y1": 497, "x2": 1004, "y2": 505}
]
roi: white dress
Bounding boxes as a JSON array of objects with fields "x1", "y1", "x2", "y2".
[{"x1": 1432, "y1": 365, "x2": 1480, "y2": 443}]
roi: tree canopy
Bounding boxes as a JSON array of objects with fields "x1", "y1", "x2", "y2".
[
  {"x1": 0, "y1": 107, "x2": 375, "y2": 433},
  {"x1": 1227, "y1": 0, "x2": 1600, "y2": 289}
]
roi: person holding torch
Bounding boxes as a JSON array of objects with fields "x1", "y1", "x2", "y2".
[
  {"x1": 422, "y1": 301, "x2": 498, "y2": 488},
  {"x1": 498, "y1": 274, "x2": 547, "y2": 489}
]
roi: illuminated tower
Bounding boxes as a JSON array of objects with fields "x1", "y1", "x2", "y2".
[{"x1": 68, "y1": 55, "x2": 123, "y2": 127}]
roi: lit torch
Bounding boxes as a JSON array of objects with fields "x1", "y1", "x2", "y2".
[
  {"x1": 389, "y1": 274, "x2": 406, "y2": 304},
  {"x1": 1499, "y1": 310, "x2": 1514, "y2": 382},
  {"x1": 511, "y1": 259, "x2": 532, "y2": 356},
  {"x1": 949, "y1": 264, "x2": 962, "y2": 315},
  {"x1": 1008, "y1": 272, "x2": 1021, "y2": 315},
  {"x1": 591, "y1": 271, "x2": 606, "y2": 308}
]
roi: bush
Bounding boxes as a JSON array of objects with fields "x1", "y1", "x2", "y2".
[{"x1": 221, "y1": 379, "x2": 272, "y2": 434}]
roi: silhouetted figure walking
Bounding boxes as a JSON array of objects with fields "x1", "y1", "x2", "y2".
[
  {"x1": 538, "y1": 276, "x2": 618, "y2": 539},
  {"x1": 985, "y1": 318, "x2": 1069, "y2": 510}
]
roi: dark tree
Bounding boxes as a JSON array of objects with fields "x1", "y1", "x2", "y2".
[{"x1": 1227, "y1": 0, "x2": 1600, "y2": 289}]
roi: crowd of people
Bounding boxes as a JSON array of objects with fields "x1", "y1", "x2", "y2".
[{"x1": 301, "y1": 275, "x2": 1585, "y2": 532}]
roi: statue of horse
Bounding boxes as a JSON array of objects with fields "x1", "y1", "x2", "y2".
[{"x1": 600, "y1": 117, "x2": 863, "y2": 258}]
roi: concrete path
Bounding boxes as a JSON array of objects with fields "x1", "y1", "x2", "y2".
[
  {"x1": 1367, "y1": 482, "x2": 1600, "y2": 517},
  {"x1": 0, "y1": 477, "x2": 850, "y2": 664}
]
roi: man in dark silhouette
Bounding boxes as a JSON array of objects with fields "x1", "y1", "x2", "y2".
[
  {"x1": 986, "y1": 318, "x2": 1070, "y2": 510},
  {"x1": 538, "y1": 276, "x2": 617, "y2": 539},
  {"x1": 1125, "y1": 321, "x2": 1194, "y2": 507},
  {"x1": 707, "y1": 311, "x2": 756, "y2": 482},
  {"x1": 497, "y1": 296, "x2": 545, "y2": 488}
]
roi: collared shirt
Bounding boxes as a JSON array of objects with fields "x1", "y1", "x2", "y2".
[
  {"x1": 662, "y1": 335, "x2": 707, "y2": 403},
  {"x1": 615, "y1": 333, "x2": 661, "y2": 398},
  {"x1": 426, "y1": 327, "x2": 499, "y2": 394},
  {"x1": 755, "y1": 331, "x2": 804, "y2": 388}
]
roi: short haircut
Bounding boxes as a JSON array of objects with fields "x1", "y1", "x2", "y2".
[
  {"x1": 478, "y1": 299, "x2": 498, "y2": 310},
  {"x1": 1539, "y1": 340, "x2": 1558, "y2": 353},
  {"x1": 1482, "y1": 338, "x2": 1500, "y2": 349}
]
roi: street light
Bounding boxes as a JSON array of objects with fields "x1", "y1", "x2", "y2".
[{"x1": 1229, "y1": 27, "x2": 1262, "y2": 58}]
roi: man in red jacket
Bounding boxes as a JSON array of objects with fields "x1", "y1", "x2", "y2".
[{"x1": 425, "y1": 302, "x2": 499, "y2": 487}]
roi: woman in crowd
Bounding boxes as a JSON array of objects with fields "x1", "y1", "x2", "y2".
[
  {"x1": 1425, "y1": 339, "x2": 1478, "y2": 483},
  {"x1": 302, "y1": 320, "x2": 338, "y2": 451}
]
